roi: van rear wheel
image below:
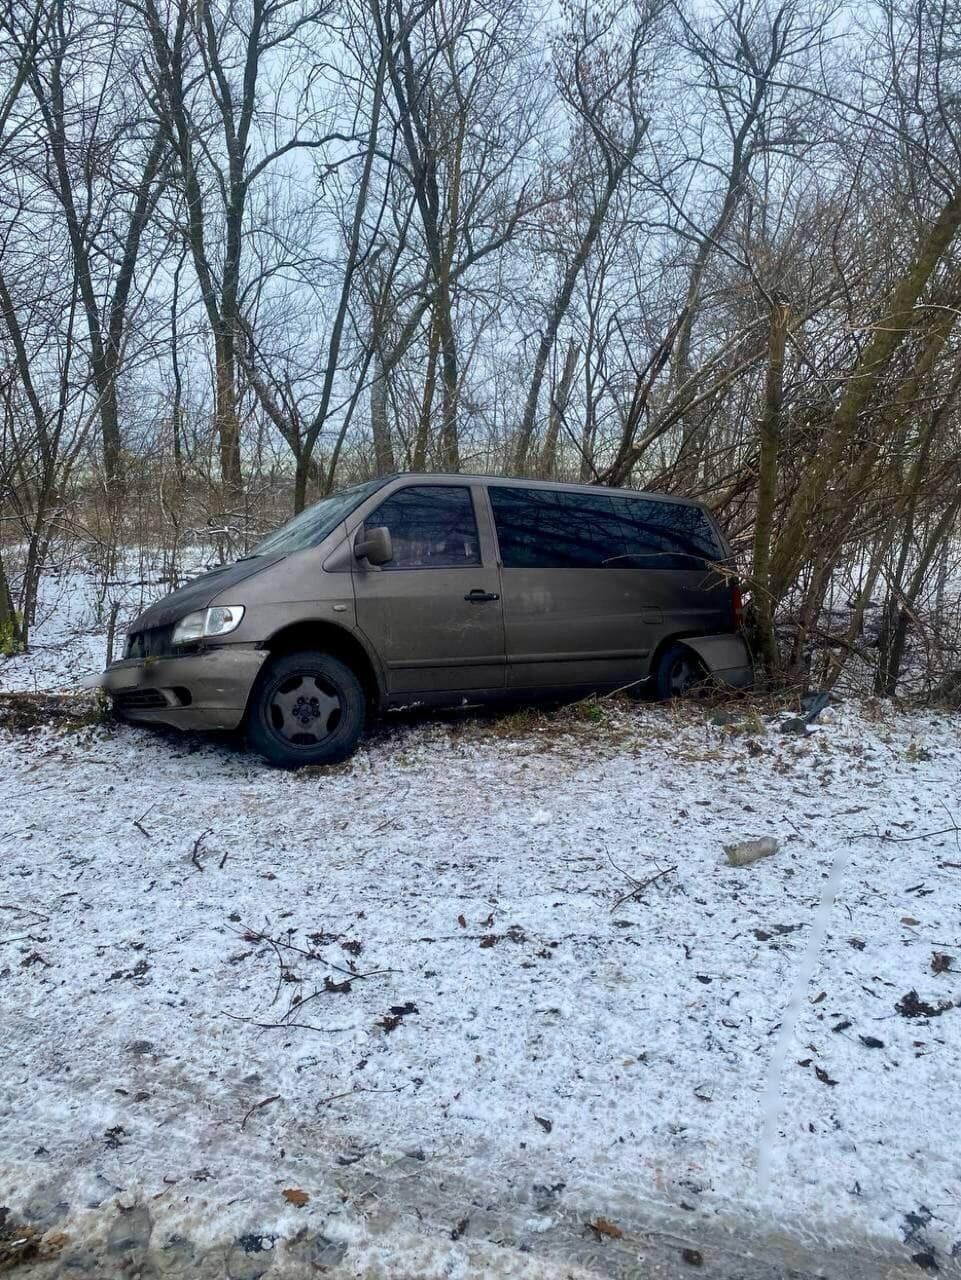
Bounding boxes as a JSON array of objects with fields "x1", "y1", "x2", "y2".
[
  {"x1": 247, "y1": 650, "x2": 366, "y2": 767},
  {"x1": 653, "y1": 643, "x2": 708, "y2": 700}
]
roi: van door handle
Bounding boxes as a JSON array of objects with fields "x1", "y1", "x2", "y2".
[{"x1": 464, "y1": 589, "x2": 500, "y2": 603}]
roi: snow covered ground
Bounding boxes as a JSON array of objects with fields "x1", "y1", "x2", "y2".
[
  {"x1": 2, "y1": 560, "x2": 961, "y2": 1277},
  {"x1": 0, "y1": 549, "x2": 213, "y2": 693},
  {"x1": 2, "y1": 681, "x2": 960, "y2": 1275}
]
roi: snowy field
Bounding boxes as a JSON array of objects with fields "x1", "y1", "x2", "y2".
[{"x1": 1, "y1": 565, "x2": 961, "y2": 1277}]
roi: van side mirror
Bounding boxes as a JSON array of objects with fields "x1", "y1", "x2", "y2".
[{"x1": 354, "y1": 525, "x2": 392, "y2": 566}]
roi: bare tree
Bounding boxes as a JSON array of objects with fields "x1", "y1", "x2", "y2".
[
  {"x1": 511, "y1": 0, "x2": 665, "y2": 474},
  {"x1": 136, "y1": 0, "x2": 353, "y2": 497},
  {"x1": 1, "y1": 0, "x2": 168, "y2": 489},
  {"x1": 373, "y1": 0, "x2": 545, "y2": 470}
]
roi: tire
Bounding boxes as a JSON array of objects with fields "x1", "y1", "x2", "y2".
[
  {"x1": 246, "y1": 650, "x2": 366, "y2": 767},
  {"x1": 652, "y1": 642, "x2": 709, "y2": 700}
]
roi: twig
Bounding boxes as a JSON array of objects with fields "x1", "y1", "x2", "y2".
[
  {"x1": 611, "y1": 864, "x2": 677, "y2": 911},
  {"x1": 230, "y1": 922, "x2": 315, "y2": 957},
  {"x1": 241, "y1": 1094, "x2": 280, "y2": 1131},
  {"x1": 219, "y1": 851, "x2": 229, "y2": 870},
  {"x1": 190, "y1": 828, "x2": 212, "y2": 871},
  {"x1": 317, "y1": 1087, "x2": 359, "y2": 1107},
  {"x1": 133, "y1": 803, "x2": 156, "y2": 838},
  {"x1": 852, "y1": 823, "x2": 960, "y2": 844},
  {"x1": 264, "y1": 933, "x2": 291, "y2": 1007},
  {"x1": 222, "y1": 1010, "x2": 345, "y2": 1034},
  {"x1": 370, "y1": 816, "x2": 398, "y2": 833},
  {"x1": 0, "y1": 905, "x2": 49, "y2": 921},
  {"x1": 230, "y1": 921, "x2": 396, "y2": 982},
  {"x1": 317, "y1": 1083, "x2": 410, "y2": 1108},
  {"x1": 606, "y1": 851, "x2": 642, "y2": 889}
]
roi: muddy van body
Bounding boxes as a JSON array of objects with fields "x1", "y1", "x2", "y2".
[{"x1": 102, "y1": 473, "x2": 752, "y2": 765}]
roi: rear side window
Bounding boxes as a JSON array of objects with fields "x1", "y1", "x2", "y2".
[
  {"x1": 489, "y1": 485, "x2": 722, "y2": 570},
  {"x1": 488, "y1": 487, "x2": 624, "y2": 568},
  {"x1": 368, "y1": 485, "x2": 480, "y2": 569},
  {"x1": 613, "y1": 497, "x2": 723, "y2": 569}
]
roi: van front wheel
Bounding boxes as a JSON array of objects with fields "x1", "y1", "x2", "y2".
[
  {"x1": 247, "y1": 650, "x2": 366, "y2": 767},
  {"x1": 653, "y1": 643, "x2": 708, "y2": 700}
]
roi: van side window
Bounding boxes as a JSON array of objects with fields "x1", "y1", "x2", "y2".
[
  {"x1": 368, "y1": 485, "x2": 481, "y2": 569},
  {"x1": 489, "y1": 486, "x2": 623, "y2": 567},
  {"x1": 614, "y1": 497, "x2": 723, "y2": 569},
  {"x1": 489, "y1": 486, "x2": 723, "y2": 570}
]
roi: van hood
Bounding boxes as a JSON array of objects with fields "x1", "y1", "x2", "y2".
[{"x1": 129, "y1": 555, "x2": 282, "y2": 631}]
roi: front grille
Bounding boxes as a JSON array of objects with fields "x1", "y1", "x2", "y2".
[
  {"x1": 126, "y1": 624, "x2": 175, "y2": 659},
  {"x1": 114, "y1": 688, "x2": 168, "y2": 711}
]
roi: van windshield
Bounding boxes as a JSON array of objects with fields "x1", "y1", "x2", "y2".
[{"x1": 247, "y1": 478, "x2": 387, "y2": 559}]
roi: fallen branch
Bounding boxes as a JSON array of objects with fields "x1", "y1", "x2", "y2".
[
  {"x1": 611, "y1": 864, "x2": 677, "y2": 911},
  {"x1": 230, "y1": 921, "x2": 396, "y2": 982},
  {"x1": 222, "y1": 1010, "x2": 346, "y2": 1034},
  {"x1": 190, "y1": 829, "x2": 212, "y2": 871},
  {"x1": 240, "y1": 1094, "x2": 281, "y2": 1130},
  {"x1": 0, "y1": 905, "x2": 49, "y2": 922},
  {"x1": 852, "y1": 823, "x2": 959, "y2": 844},
  {"x1": 317, "y1": 1083, "x2": 410, "y2": 1108}
]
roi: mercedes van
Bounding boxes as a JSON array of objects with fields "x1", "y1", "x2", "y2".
[{"x1": 102, "y1": 473, "x2": 752, "y2": 765}]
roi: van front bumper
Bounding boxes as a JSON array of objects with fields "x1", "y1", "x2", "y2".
[{"x1": 100, "y1": 645, "x2": 268, "y2": 731}]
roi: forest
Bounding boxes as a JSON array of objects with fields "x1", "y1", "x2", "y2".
[{"x1": 1, "y1": 0, "x2": 960, "y2": 696}]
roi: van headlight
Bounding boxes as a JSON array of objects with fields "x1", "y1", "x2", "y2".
[{"x1": 172, "y1": 606, "x2": 245, "y2": 647}]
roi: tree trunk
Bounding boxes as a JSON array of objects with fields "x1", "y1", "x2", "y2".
[
  {"x1": 0, "y1": 550, "x2": 20, "y2": 654},
  {"x1": 769, "y1": 183, "x2": 961, "y2": 602},
  {"x1": 749, "y1": 297, "x2": 790, "y2": 676},
  {"x1": 413, "y1": 314, "x2": 440, "y2": 469},
  {"x1": 540, "y1": 340, "x2": 579, "y2": 476},
  {"x1": 876, "y1": 494, "x2": 961, "y2": 695},
  {"x1": 437, "y1": 298, "x2": 460, "y2": 472},
  {"x1": 512, "y1": 165, "x2": 631, "y2": 475},
  {"x1": 294, "y1": 449, "x2": 310, "y2": 516},
  {"x1": 215, "y1": 328, "x2": 242, "y2": 495},
  {"x1": 872, "y1": 356, "x2": 961, "y2": 693},
  {"x1": 370, "y1": 347, "x2": 395, "y2": 473}
]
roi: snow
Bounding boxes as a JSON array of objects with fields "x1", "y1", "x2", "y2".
[
  {"x1": 2, "y1": 564, "x2": 961, "y2": 1273},
  {"x1": 0, "y1": 549, "x2": 211, "y2": 694}
]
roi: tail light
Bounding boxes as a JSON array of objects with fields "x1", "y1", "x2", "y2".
[{"x1": 731, "y1": 580, "x2": 744, "y2": 629}]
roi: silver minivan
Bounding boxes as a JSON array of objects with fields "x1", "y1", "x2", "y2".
[{"x1": 102, "y1": 473, "x2": 752, "y2": 765}]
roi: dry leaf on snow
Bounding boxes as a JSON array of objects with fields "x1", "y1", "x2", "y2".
[{"x1": 587, "y1": 1217, "x2": 623, "y2": 1239}]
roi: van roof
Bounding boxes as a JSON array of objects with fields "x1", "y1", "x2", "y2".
[{"x1": 383, "y1": 472, "x2": 707, "y2": 509}]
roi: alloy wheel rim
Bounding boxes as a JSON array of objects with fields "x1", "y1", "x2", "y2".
[{"x1": 267, "y1": 673, "x2": 343, "y2": 746}]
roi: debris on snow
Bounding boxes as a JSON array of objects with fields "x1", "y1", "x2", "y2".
[
  {"x1": 895, "y1": 990, "x2": 955, "y2": 1019},
  {"x1": 377, "y1": 1001, "x2": 418, "y2": 1032},
  {"x1": 586, "y1": 1217, "x2": 624, "y2": 1240},
  {"x1": 859, "y1": 1035, "x2": 885, "y2": 1049},
  {"x1": 0, "y1": 1210, "x2": 41, "y2": 1271},
  {"x1": 723, "y1": 835, "x2": 779, "y2": 866}
]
